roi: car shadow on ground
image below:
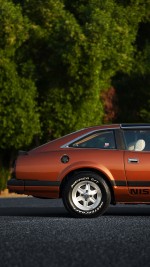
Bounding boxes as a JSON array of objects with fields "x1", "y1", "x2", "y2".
[
  {"x1": 0, "y1": 205, "x2": 150, "y2": 217},
  {"x1": 0, "y1": 206, "x2": 71, "y2": 217},
  {"x1": 105, "y1": 205, "x2": 150, "y2": 216}
]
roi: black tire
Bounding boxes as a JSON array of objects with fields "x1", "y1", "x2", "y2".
[{"x1": 62, "y1": 171, "x2": 111, "y2": 218}]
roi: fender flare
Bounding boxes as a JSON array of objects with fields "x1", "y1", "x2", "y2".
[{"x1": 58, "y1": 161, "x2": 115, "y2": 185}]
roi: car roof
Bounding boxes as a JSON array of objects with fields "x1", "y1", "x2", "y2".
[
  {"x1": 85, "y1": 123, "x2": 150, "y2": 130},
  {"x1": 120, "y1": 123, "x2": 150, "y2": 129}
]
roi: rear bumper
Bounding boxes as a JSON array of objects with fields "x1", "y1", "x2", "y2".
[
  {"x1": 7, "y1": 178, "x2": 25, "y2": 194},
  {"x1": 7, "y1": 178, "x2": 24, "y2": 187},
  {"x1": 7, "y1": 178, "x2": 60, "y2": 198}
]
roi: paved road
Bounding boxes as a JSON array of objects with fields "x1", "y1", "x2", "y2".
[{"x1": 0, "y1": 198, "x2": 150, "y2": 267}]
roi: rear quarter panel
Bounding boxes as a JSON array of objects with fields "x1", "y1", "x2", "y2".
[{"x1": 16, "y1": 149, "x2": 126, "y2": 185}]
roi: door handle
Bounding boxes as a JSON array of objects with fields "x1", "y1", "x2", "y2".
[{"x1": 128, "y1": 158, "x2": 139, "y2": 163}]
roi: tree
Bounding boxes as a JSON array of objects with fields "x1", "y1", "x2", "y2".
[
  {"x1": 18, "y1": 0, "x2": 149, "y2": 141},
  {"x1": 112, "y1": 2, "x2": 150, "y2": 123},
  {"x1": 0, "y1": 60, "x2": 40, "y2": 149},
  {"x1": 101, "y1": 87, "x2": 118, "y2": 123},
  {"x1": 0, "y1": 0, "x2": 40, "y2": 168}
]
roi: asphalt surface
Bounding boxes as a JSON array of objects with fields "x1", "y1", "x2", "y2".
[{"x1": 0, "y1": 198, "x2": 150, "y2": 267}]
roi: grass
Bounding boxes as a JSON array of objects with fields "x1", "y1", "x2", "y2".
[{"x1": 0, "y1": 167, "x2": 10, "y2": 192}]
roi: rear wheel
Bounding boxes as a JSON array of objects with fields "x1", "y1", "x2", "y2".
[{"x1": 62, "y1": 171, "x2": 111, "y2": 218}]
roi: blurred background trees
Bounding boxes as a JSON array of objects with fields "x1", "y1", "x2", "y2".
[
  {"x1": 112, "y1": 18, "x2": 150, "y2": 123},
  {"x1": 0, "y1": 0, "x2": 150, "y2": 188}
]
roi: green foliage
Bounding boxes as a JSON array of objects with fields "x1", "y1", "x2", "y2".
[
  {"x1": 0, "y1": 0, "x2": 40, "y2": 149},
  {"x1": 0, "y1": 0, "x2": 150, "y2": 152},
  {"x1": 0, "y1": 167, "x2": 10, "y2": 191},
  {"x1": 19, "y1": 0, "x2": 150, "y2": 140},
  {"x1": 0, "y1": 0, "x2": 29, "y2": 57},
  {"x1": 0, "y1": 60, "x2": 40, "y2": 149}
]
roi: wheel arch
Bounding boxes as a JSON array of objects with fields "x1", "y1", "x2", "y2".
[{"x1": 59, "y1": 167, "x2": 116, "y2": 204}]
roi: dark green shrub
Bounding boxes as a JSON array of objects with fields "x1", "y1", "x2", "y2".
[{"x1": 0, "y1": 168, "x2": 10, "y2": 192}]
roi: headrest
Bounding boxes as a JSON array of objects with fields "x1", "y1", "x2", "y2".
[{"x1": 135, "y1": 139, "x2": 145, "y2": 151}]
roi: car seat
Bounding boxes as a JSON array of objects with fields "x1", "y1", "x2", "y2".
[{"x1": 134, "y1": 139, "x2": 145, "y2": 151}]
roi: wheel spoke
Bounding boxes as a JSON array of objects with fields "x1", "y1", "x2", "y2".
[
  {"x1": 89, "y1": 189, "x2": 97, "y2": 196},
  {"x1": 85, "y1": 183, "x2": 90, "y2": 192},
  {"x1": 83, "y1": 200, "x2": 88, "y2": 207},
  {"x1": 89, "y1": 197, "x2": 96, "y2": 204},
  {"x1": 77, "y1": 187, "x2": 85, "y2": 195}
]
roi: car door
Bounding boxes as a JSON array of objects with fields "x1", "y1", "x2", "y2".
[{"x1": 123, "y1": 129, "x2": 150, "y2": 201}]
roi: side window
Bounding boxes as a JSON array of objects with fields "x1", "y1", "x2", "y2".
[
  {"x1": 69, "y1": 131, "x2": 116, "y2": 149},
  {"x1": 123, "y1": 130, "x2": 150, "y2": 151}
]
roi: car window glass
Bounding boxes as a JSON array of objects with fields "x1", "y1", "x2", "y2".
[
  {"x1": 123, "y1": 130, "x2": 150, "y2": 151},
  {"x1": 69, "y1": 131, "x2": 116, "y2": 149}
]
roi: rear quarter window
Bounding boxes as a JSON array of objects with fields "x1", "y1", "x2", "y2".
[{"x1": 69, "y1": 131, "x2": 116, "y2": 149}]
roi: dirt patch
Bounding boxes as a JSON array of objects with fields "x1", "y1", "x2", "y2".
[{"x1": 0, "y1": 189, "x2": 27, "y2": 198}]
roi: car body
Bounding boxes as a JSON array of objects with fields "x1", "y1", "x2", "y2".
[{"x1": 7, "y1": 123, "x2": 150, "y2": 217}]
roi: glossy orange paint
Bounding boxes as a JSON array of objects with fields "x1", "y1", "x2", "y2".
[
  {"x1": 7, "y1": 124, "x2": 150, "y2": 205},
  {"x1": 124, "y1": 151, "x2": 150, "y2": 181}
]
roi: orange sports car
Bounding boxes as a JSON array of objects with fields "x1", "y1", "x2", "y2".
[{"x1": 7, "y1": 123, "x2": 150, "y2": 217}]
